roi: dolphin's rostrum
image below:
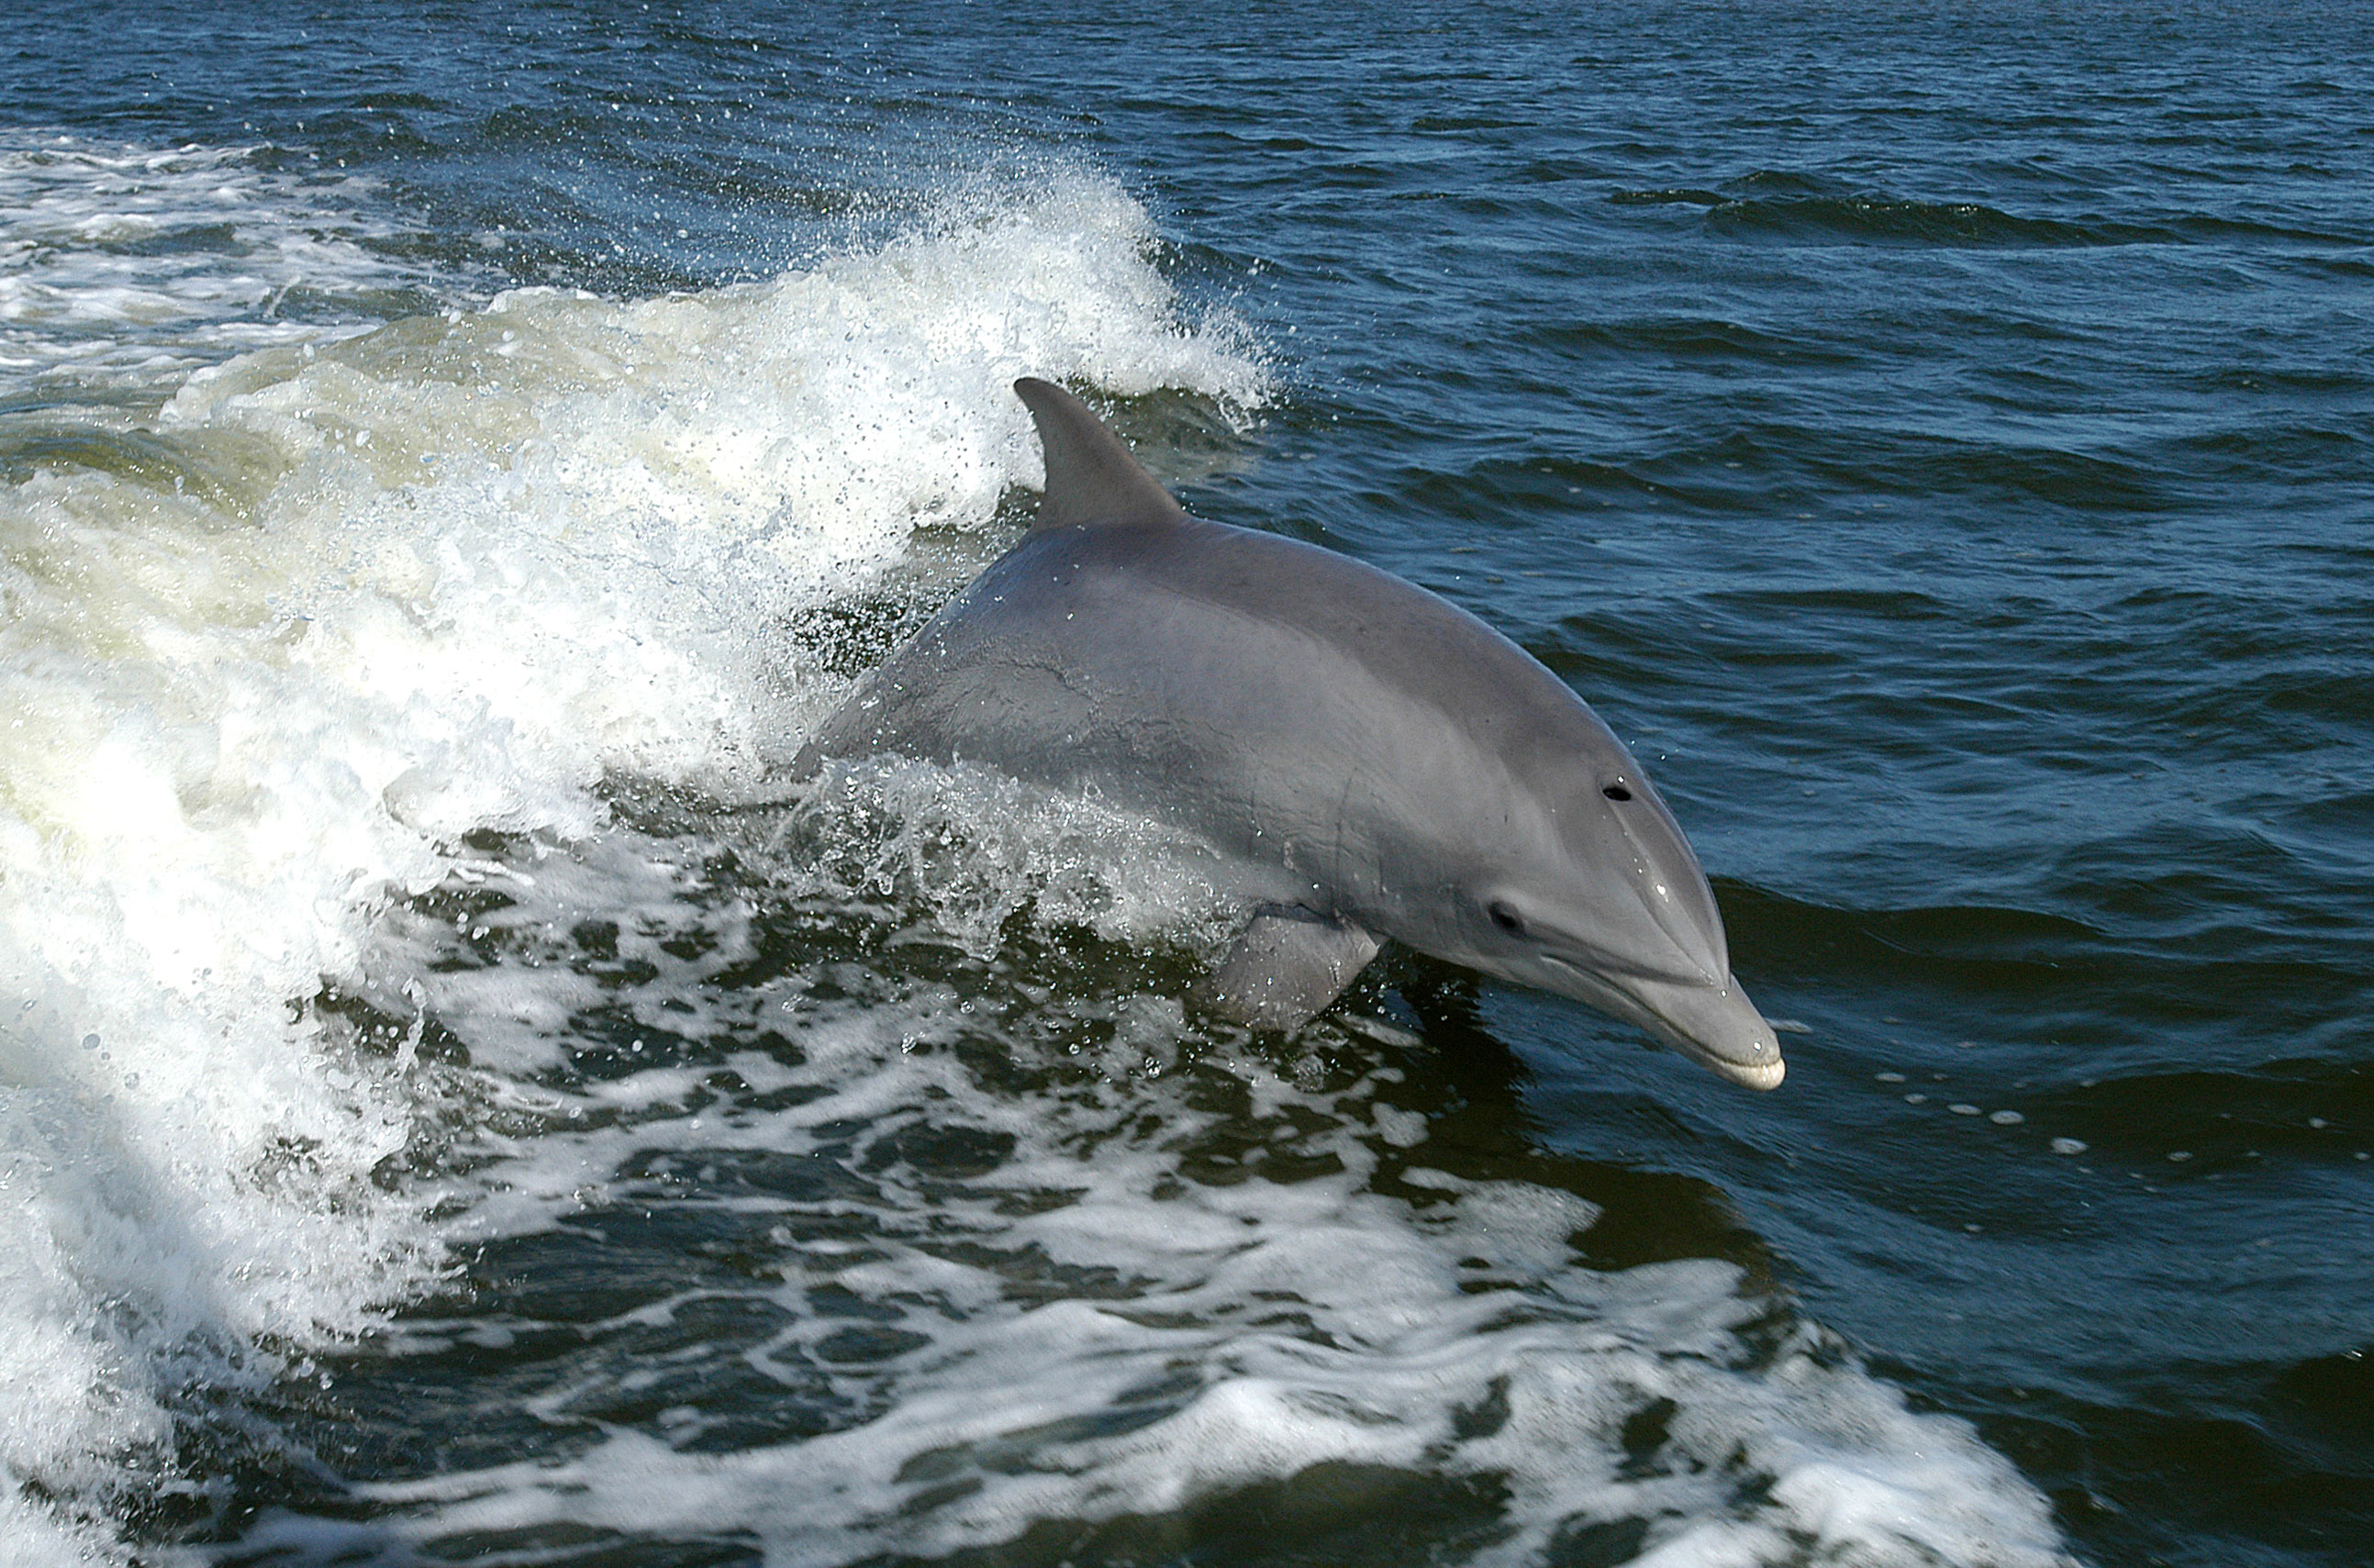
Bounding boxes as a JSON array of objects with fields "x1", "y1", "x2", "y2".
[{"x1": 800, "y1": 378, "x2": 1785, "y2": 1089}]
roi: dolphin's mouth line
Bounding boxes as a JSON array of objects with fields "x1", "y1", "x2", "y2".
[
  {"x1": 1535, "y1": 953, "x2": 1787, "y2": 1089},
  {"x1": 1685, "y1": 1050, "x2": 1787, "y2": 1091},
  {"x1": 1538, "y1": 947, "x2": 1712, "y2": 989}
]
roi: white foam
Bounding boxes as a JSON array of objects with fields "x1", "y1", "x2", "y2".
[
  {"x1": 0, "y1": 132, "x2": 455, "y2": 402},
  {"x1": 243, "y1": 835, "x2": 2076, "y2": 1566},
  {"x1": 148, "y1": 781, "x2": 2054, "y2": 1568},
  {"x1": 781, "y1": 754, "x2": 1258, "y2": 959},
  {"x1": 0, "y1": 148, "x2": 1266, "y2": 1562}
]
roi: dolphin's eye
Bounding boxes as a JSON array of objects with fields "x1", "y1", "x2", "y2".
[
  {"x1": 1601, "y1": 783, "x2": 1633, "y2": 801},
  {"x1": 1488, "y1": 901, "x2": 1526, "y2": 936}
]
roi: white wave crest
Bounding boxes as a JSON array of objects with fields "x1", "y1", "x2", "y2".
[{"x1": 0, "y1": 149, "x2": 1267, "y2": 1563}]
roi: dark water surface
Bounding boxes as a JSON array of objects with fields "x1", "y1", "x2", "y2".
[{"x1": 2, "y1": 5, "x2": 2368, "y2": 1566}]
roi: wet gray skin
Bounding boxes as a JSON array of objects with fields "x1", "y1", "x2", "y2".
[{"x1": 799, "y1": 379, "x2": 1783, "y2": 1089}]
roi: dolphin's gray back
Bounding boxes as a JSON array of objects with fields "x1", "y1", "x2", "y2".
[{"x1": 808, "y1": 512, "x2": 1617, "y2": 919}]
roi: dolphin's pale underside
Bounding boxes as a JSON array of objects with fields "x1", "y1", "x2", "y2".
[{"x1": 800, "y1": 379, "x2": 1785, "y2": 1089}]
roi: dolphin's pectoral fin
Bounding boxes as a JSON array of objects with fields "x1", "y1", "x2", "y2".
[{"x1": 1198, "y1": 908, "x2": 1381, "y2": 1032}]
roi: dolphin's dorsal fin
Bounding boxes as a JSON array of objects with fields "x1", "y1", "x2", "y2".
[{"x1": 1014, "y1": 377, "x2": 1186, "y2": 531}]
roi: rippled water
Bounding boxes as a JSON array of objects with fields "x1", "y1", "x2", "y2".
[{"x1": 2, "y1": 5, "x2": 2368, "y2": 1566}]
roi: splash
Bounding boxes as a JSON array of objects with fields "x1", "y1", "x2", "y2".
[
  {"x1": 220, "y1": 815, "x2": 2077, "y2": 1568},
  {"x1": 0, "y1": 143, "x2": 1266, "y2": 1562}
]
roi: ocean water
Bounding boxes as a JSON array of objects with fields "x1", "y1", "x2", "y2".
[{"x1": 2, "y1": 4, "x2": 2368, "y2": 1565}]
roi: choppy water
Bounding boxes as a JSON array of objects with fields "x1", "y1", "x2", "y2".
[{"x1": 3, "y1": 4, "x2": 2368, "y2": 1566}]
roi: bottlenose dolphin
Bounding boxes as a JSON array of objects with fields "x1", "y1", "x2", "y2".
[{"x1": 799, "y1": 378, "x2": 1784, "y2": 1089}]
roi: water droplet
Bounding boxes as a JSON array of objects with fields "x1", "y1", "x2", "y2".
[
  {"x1": 1989, "y1": 1110, "x2": 2023, "y2": 1125},
  {"x1": 1876, "y1": 1071, "x2": 1906, "y2": 1084},
  {"x1": 1949, "y1": 1103, "x2": 1979, "y2": 1117},
  {"x1": 2050, "y1": 1138, "x2": 2088, "y2": 1155}
]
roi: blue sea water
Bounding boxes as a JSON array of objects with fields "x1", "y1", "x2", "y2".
[{"x1": 1, "y1": 4, "x2": 2368, "y2": 1565}]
